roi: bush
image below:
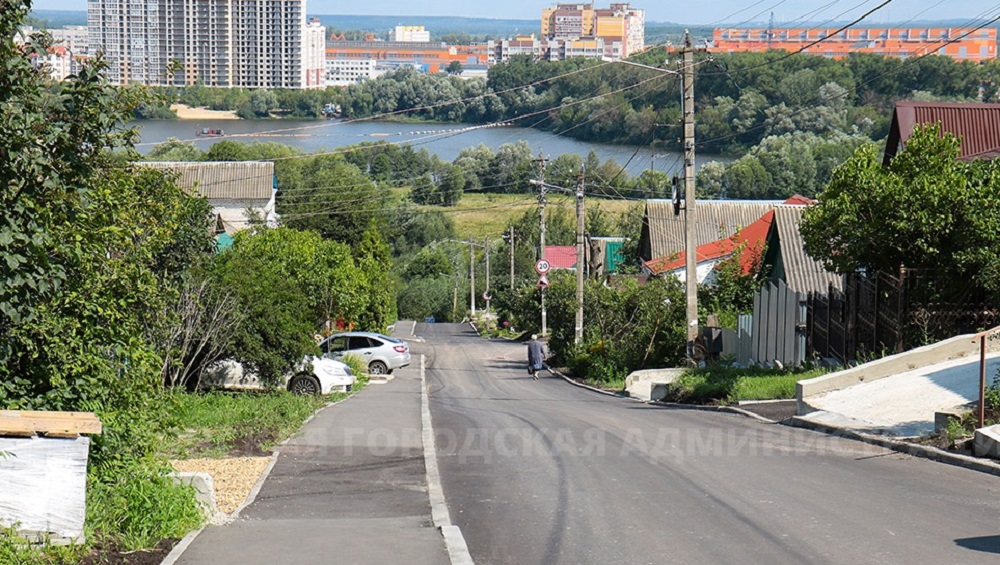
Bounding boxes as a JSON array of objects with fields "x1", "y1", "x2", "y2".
[{"x1": 501, "y1": 273, "x2": 686, "y2": 383}]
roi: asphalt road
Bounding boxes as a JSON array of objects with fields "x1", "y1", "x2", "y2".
[{"x1": 418, "y1": 323, "x2": 1000, "y2": 565}]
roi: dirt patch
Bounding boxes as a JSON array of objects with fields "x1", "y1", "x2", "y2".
[
  {"x1": 79, "y1": 538, "x2": 176, "y2": 565},
  {"x1": 171, "y1": 457, "x2": 271, "y2": 514},
  {"x1": 169, "y1": 104, "x2": 238, "y2": 120}
]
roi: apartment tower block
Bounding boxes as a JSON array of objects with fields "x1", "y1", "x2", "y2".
[
  {"x1": 541, "y1": 2, "x2": 645, "y2": 58},
  {"x1": 87, "y1": 0, "x2": 325, "y2": 88}
]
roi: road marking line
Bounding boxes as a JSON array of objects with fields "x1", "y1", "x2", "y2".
[{"x1": 421, "y1": 354, "x2": 474, "y2": 565}]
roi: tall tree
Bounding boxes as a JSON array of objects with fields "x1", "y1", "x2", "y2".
[{"x1": 801, "y1": 125, "x2": 1000, "y2": 293}]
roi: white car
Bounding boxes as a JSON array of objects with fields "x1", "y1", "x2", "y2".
[{"x1": 202, "y1": 356, "x2": 355, "y2": 395}]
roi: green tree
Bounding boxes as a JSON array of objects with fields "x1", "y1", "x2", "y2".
[
  {"x1": 410, "y1": 173, "x2": 437, "y2": 205},
  {"x1": 276, "y1": 154, "x2": 386, "y2": 243},
  {"x1": 801, "y1": 125, "x2": 1000, "y2": 294},
  {"x1": 236, "y1": 89, "x2": 279, "y2": 119},
  {"x1": 447, "y1": 61, "x2": 464, "y2": 75},
  {"x1": 145, "y1": 137, "x2": 204, "y2": 161},
  {"x1": 354, "y1": 227, "x2": 396, "y2": 330},
  {"x1": 212, "y1": 227, "x2": 367, "y2": 384}
]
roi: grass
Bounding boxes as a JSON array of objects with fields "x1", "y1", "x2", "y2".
[
  {"x1": 666, "y1": 365, "x2": 829, "y2": 405},
  {"x1": 158, "y1": 390, "x2": 332, "y2": 459},
  {"x1": 417, "y1": 192, "x2": 639, "y2": 240}
]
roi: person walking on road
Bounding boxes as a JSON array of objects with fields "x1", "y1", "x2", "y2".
[{"x1": 528, "y1": 334, "x2": 546, "y2": 380}]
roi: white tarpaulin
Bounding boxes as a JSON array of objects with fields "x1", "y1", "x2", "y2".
[{"x1": 0, "y1": 436, "x2": 89, "y2": 540}]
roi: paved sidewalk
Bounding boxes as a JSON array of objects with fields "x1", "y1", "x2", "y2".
[
  {"x1": 173, "y1": 362, "x2": 450, "y2": 565},
  {"x1": 801, "y1": 353, "x2": 1000, "y2": 437}
]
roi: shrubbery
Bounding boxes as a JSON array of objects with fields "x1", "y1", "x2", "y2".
[{"x1": 495, "y1": 272, "x2": 686, "y2": 384}]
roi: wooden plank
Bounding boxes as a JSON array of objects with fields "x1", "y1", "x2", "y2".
[{"x1": 0, "y1": 411, "x2": 102, "y2": 436}]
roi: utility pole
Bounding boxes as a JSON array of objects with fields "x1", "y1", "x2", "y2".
[
  {"x1": 679, "y1": 30, "x2": 706, "y2": 361},
  {"x1": 485, "y1": 236, "x2": 491, "y2": 314},
  {"x1": 530, "y1": 172, "x2": 585, "y2": 345},
  {"x1": 508, "y1": 226, "x2": 515, "y2": 289},
  {"x1": 574, "y1": 170, "x2": 585, "y2": 345},
  {"x1": 469, "y1": 235, "x2": 476, "y2": 316},
  {"x1": 534, "y1": 153, "x2": 549, "y2": 336}
]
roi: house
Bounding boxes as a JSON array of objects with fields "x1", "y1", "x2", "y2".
[
  {"x1": 640, "y1": 196, "x2": 838, "y2": 292},
  {"x1": 544, "y1": 246, "x2": 578, "y2": 270},
  {"x1": 883, "y1": 101, "x2": 1000, "y2": 166},
  {"x1": 642, "y1": 211, "x2": 774, "y2": 284},
  {"x1": 588, "y1": 236, "x2": 626, "y2": 276},
  {"x1": 638, "y1": 199, "x2": 781, "y2": 263},
  {"x1": 142, "y1": 161, "x2": 278, "y2": 234},
  {"x1": 762, "y1": 205, "x2": 844, "y2": 294}
]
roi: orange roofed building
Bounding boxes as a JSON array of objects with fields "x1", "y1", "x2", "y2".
[
  {"x1": 711, "y1": 27, "x2": 997, "y2": 62},
  {"x1": 326, "y1": 40, "x2": 489, "y2": 76}
]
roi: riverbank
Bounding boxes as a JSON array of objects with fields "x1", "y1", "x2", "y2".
[{"x1": 169, "y1": 104, "x2": 239, "y2": 120}]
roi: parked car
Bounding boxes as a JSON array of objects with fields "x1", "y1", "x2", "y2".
[
  {"x1": 319, "y1": 332, "x2": 411, "y2": 375},
  {"x1": 202, "y1": 356, "x2": 355, "y2": 395}
]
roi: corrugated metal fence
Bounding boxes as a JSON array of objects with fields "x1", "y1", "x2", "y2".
[{"x1": 711, "y1": 279, "x2": 807, "y2": 367}]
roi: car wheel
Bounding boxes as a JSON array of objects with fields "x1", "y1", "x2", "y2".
[
  {"x1": 368, "y1": 361, "x2": 388, "y2": 375},
  {"x1": 289, "y1": 374, "x2": 321, "y2": 395}
]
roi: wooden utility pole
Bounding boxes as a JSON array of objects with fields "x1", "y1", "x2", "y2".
[
  {"x1": 469, "y1": 235, "x2": 476, "y2": 316},
  {"x1": 679, "y1": 31, "x2": 706, "y2": 361},
  {"x1": 534, "y1": 153, "x2": 549, "y2": 336},
  {"x1": 574, "y1": 170, "x2": 585, "y2": 345},
  {"x1": 508, "y1": 226, "x2": 515, "y2": 289}
]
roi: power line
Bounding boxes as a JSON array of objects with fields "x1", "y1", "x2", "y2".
[
  {"x1": 695, "y1": 5, "x2": 1000, "y2": 150},
  {"x1": 702, "y1": 0, "x2": 897, "y2": 76}
]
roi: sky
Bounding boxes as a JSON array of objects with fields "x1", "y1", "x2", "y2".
[{"x1": 31, "y1": 0, "x2": 998, "y2": 25}]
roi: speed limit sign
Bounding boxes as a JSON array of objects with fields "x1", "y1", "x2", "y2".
[{"x1": 535, "y1": 259, "x2": 551, "y2": 274}]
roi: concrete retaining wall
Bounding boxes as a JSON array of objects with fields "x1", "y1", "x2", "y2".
[{"x1": 797, "y1": 333, "x2": 1000, "y2": 414}]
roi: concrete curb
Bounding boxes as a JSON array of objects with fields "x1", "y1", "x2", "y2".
[
  {"x1": 786, "y1": 416, "x2": 1000, "y2": 478},
  {"x1": 421, "y1": 354, "x2": 474, "y2": 565},
  {"x1": 159, "y1": 525, "x2": 206, "y2": 565},
  {"x1": 161, "y1": 391, "x2": 360, "y2": 564}
]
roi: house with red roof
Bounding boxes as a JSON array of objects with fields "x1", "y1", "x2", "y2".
[
  {"x1": 544, "y1": 246, "x2": 579, "y2": 270},
  {"x1": 641, "y1": 196, "x2": 821, "y2": 287},
  {"x1": 642, "y1": 211, "x2": 774, "y2": 284}
]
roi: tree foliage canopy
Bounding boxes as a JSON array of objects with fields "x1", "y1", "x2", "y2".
[{"x1": 801, "y1": 125, "x2": 1000, "y2": 295}]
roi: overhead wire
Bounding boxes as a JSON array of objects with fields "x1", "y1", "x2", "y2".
[{"x1": 695, "y1": 3, "x2": 1000, "y2": 149}]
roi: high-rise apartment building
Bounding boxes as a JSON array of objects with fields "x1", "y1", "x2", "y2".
[
  {"x1": 540, "y1": 2, "x2": 644, "y2": 58},
  {"x1": 87, "y1": 0, "x2": 322, "y2": 89}
]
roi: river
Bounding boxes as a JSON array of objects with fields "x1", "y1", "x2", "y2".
[{"x1": 132, "y1": 119, "x2": 728, "y2": 175}]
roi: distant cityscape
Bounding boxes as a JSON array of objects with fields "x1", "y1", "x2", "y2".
[{"x1": 16, "y1": 1, "x2": 999, "y2": 88}]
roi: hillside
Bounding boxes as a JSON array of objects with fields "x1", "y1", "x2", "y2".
[{"x1": 428, "y1": 192, "x2": 640, "y2": 240}]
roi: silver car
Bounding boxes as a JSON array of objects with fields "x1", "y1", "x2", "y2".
[{"x1": 320, "y1": 332, "x2": 411, "y2": 375}]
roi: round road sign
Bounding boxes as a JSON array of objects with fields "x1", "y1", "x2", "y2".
[
  {"x1": 535, "y1": 259, "x2": 551, "y2": 274},
  {"x1": 482, "y1": 291, "x2": 493, "y2": 301}
]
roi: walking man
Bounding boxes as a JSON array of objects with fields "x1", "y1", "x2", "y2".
[{"x1": 527, "y1": 334, "x2": 546, "y2": 380}]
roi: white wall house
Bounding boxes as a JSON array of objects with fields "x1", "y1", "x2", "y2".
[{"x1": 142, "y1": 161, "x2": 278, "y2": 234}]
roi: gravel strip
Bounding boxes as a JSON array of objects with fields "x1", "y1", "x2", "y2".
[{"x1": 171, "y1": 457, "x2": 271, "y2": 514}]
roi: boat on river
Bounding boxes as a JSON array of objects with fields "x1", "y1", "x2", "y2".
[{"x1": 196, "y1": 128, "x2": 225, "y2": 137}]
